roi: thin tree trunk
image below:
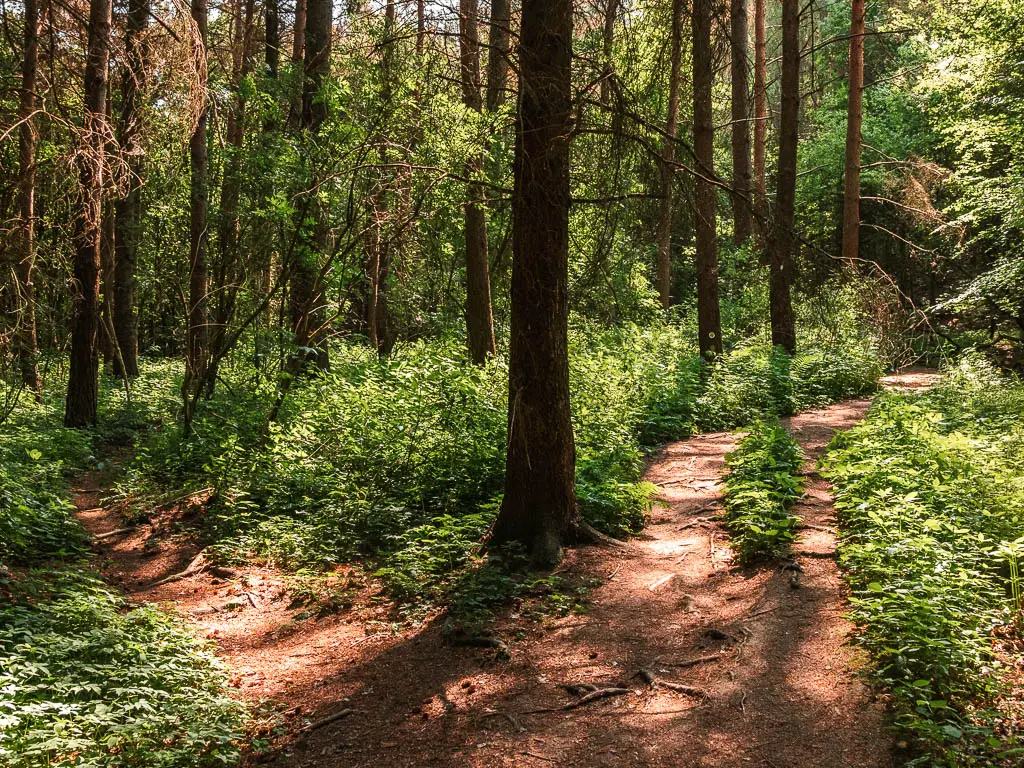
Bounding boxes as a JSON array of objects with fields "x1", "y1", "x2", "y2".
[
  {"x1": 489, "y1": 0, "x2": 578, "y2": 567},
  {"x1": 460, "y1": 0, "x2": 496, "y2": 363},
  {"x1": 416, "y1": 0, "x2": 425, "y2": 55},
  {"x1": 485, "y1": 0, "x2": 510, "y2": 111},
  {"x1": 13, "y1": 0, "x2": 41, "y2": 394},
  {"x1": 752, "y1": 0, "x2": 767, "y2": 208},
  {"x1": 65, "y1": 0, "x2": 111, "y2": 427},
  {"x1": 693, "y1": 0, "x2": 722, "y2": 359},
  {"x1": 112, "y1": 0, "x2": 148, "y2": 379},
  {"x1": 289, "y1": 0, "x2": 331, "y2": 369},
  {"x1": 600, "y1": 0, "x2": 619, "y2": 106},
  {"x1": 842, "y1": 0, "x2": 865, "y2": 263},
  {"x1": 362, "y1": 0, "x2": 394, "y2": 354},
  {"x1": 730, "y1": 0, "x2": 753, "y2": 244},
  {"x1": 292, "y1": 0, "x2": 306, "y2": 62},
  {"x1": 206, "y1": 0, "x2": 256, "y2": 395},
  {"x1": 770, "y1": 0, "x2": 798, "y2": 353},
  {"x1": 185, "y1": 0, "x2": 210, "y2": 430},
  {"x1": 655, "y1": 0, "x2": 683, "y2": 308},
  {"x1": 266, "y1": 0, "x2": 279, "y2": 76}
]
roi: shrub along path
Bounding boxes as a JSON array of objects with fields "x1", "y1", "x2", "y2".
[{"x1": 72, "y1": 371, "x2": 936, "y2": 768}]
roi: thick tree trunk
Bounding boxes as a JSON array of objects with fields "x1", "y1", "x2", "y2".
[
  {"x1": 460, "y1": 0, "x2": 496, "y2": 363},
  {"x1": 842, "y1": 0, "x2": 865, "y2": 263},
  {"x1": 752, "y1": 0, "x2": 767, "y2": 209},
  {"x1": 13, "y1": 0, "x2": 41, "y2": 394},
  {"x1": 770, "y1": 0, "x2": 798, "y2": 353},
  {"x1": 185, "y1": 0, "x2": 210, "y2": 429},
  {"x1": 485, "y1": 0, "x2": 510, "y2": 110},
  {"x1": 693, "y1": 0, "x2": 722, "y2": 359},
  {"x1": 65, "y1": 0, "x2": 111, "y2": 427},
  {"x1": 112, "y1": 0, "x2": 148, "y2": 379},
  {"x1": 730, "y1": 0, "x2": 753, "y2": 244},
  {"x1": 489, "y1": 0, "x2": 578, "y2": 567},
  {"x1": 600, "y1": 0, "x2": 619, "y2": 106},
  {"x1": 289, "y1": 0, "x2": 331, "y2": 369},
  {"x1": 655, "y1": 0, "x2": 683, "y2": 308}
]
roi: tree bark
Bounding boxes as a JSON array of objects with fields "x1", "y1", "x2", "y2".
[
  {"x1": 752, "y1": 0, "x2": 767, "y2": 210},
  {"x1": 485, "y1": 0, "x2": 510, "y2": 110},
  {"x1": 460, "y1": 0, "x2": 497, "y2": 363},
  {"x1": 266, "y1": 0, "x2": 279, "y2": 77},
  {"x1": 65, "y1": 0, "x2": 111, "y2": 427},
  {"x1": 292, "y1": 0, "x2": 306, "y2": 62},
  {"x1": 489, "y1": 0, "x2": 578, "y2": 567},
  {"x1": 600, "y1": 0, "x2": 619, "y2": 106},
  {"x1": 655, "y1": 0, "x2": 683, "y2": 308},
  {"x1": 842, "y1": 0, "x2": 865, "y2": 263},
  {"x1": 185, "y1": 0, "x2": 210, "y2": 430},
  {"x1": 112, "y1": 0, "x2": 148, "y2": 379},
  {"x1": 289, "y1": 0, "x2": 331, "y2": 369},
  {"x1": 770, "y1": 0, "x2": 798, "y2": 353},
  {"x1": 416, "y1": 0, "x2": 425, "y2": 55},
  {"x1": 13, "y1": 0, "x2": 41, "y2": 394},
  {"x1": 730, "y1": 0, "x2": 753, "y2": 244},
  {"x1": 693, "y1": 0, "x2": 722, "y2": 359}
]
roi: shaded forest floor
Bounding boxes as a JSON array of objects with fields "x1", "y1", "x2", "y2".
[{"x1": 72, "y1": 369, "x2": 940, "y2": 767}]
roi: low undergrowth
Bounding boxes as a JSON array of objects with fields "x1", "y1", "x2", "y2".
[
  {"x1": 723, "y1": 418, "x2": 805, "y2": 564},
  {"x1": 112, "y1": 326, "x2": 880, "y2": 610},
  {"x1": 0, "y1": 569, "x2": 244, "y2": 768},
  {"x1": 824, "y1": 353, "x2": 1024, "y2": 765}
]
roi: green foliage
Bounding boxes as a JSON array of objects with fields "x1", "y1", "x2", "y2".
[
  {"x1": 0, "y1": 396, "x2": 91, "y2": 565},
  {"x1": 0, "y1": 569, "x2": 245, "y2": 767},
  {"x1": 696, "y1": 343, "x2": 881, "y2": 431},
  {"x1": 824, "y1": 353, "x2": 1024, "y2": 764},
  {"x1": 723, "y1": 419, "x2": 805, "y2": 564}
]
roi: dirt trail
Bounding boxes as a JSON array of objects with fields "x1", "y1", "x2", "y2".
[{"x1": 73, "y1": 372, "x2": 938, "y2": 767}]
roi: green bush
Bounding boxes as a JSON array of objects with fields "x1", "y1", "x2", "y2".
[
  {"x1": 824, "y1": 353, "x2": 1024, "y2": 765},
  {"x1": 0, "y1": 570, "x2": 245, "y2": 767},
  {"x1": 723, "y1": 418, "x2": 805, "y2": 563}
]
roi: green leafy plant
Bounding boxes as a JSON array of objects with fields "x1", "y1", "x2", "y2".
[
  {"x1": 824, "y1": 354, "x2": 1024, "y2": 765},
  {"x1": 723, "y1": 418, "x2": 805, "y2": 564}
]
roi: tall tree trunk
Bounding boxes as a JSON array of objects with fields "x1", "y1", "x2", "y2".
[
  {"x1": 416, "y1": 0, "x2": 425, "y2": 55},
  {"x1": 752, "y1": 0, "x2": 767, "y2": 209},
  {"x1": 770, "y1": 0, "x2": 798, "y2": 353},
  {"x1": 112, "y1": 0, "x2": 148, "y2": 379},
  {"x1": 842, "y1": 0, "x2": 865, "y2": 263},
  {"x1": 599, "y1": 0, "x2": 619, "y2": 106},
  {"x1": 65, "y1": 0, "x2": 111, "y2": 427},
  {"x1": 289, "y1": 0, "x2": 331, "y2": 369},
  {"x1": 185, "y1": 0, "x2": 210, "y2": 430},
  {"x1": 730, "y1": 0, "x2": 753, "y2": 244},
  {"x1": 362, "y1": 0, "x2": 394, "y2": 354},
  {"x1": 460, "y1": 0, "x2": 496, "y2": 363},
  {"x1": 655, "y1": 0, "x2": 683, "y2": 308},
  {"x1": 205, "y1": 0, "x2": 256, "y2": 394},
  {"x1": 266, "y1": 0, "x2": 279, "y2": 77},
  {"x1": 693, "y1": 0, "x2": 722, "y2": 359},
  {"x1": 485, "y1": 0, "x2": 510, "y2": 111},
  {"x1": 292, "y1": 0, "x2": 306, "y2": 62},
  {"x1": 13, "y1": 0, "x2": 41, "y2": 394},
  {"x1": 489, "y1": 0, "x2": 578, "y2": 567}
]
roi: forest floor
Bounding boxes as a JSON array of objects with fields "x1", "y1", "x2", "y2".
[{"x1": 71, "y1": 368, "x2": 940, "y2": 768}]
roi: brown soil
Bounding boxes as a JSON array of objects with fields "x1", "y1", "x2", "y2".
[{"x1": 72, "y1": 381, "x2": 931, "y2": 768}]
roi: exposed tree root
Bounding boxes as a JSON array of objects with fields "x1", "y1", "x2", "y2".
[{"x1": 634, "y1": 668, "x2": 706, "y2": 697}]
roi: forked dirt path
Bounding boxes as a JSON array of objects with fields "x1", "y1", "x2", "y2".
[{"x1": 72, "y1": 371, "x2": 938, "y2": 767}]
